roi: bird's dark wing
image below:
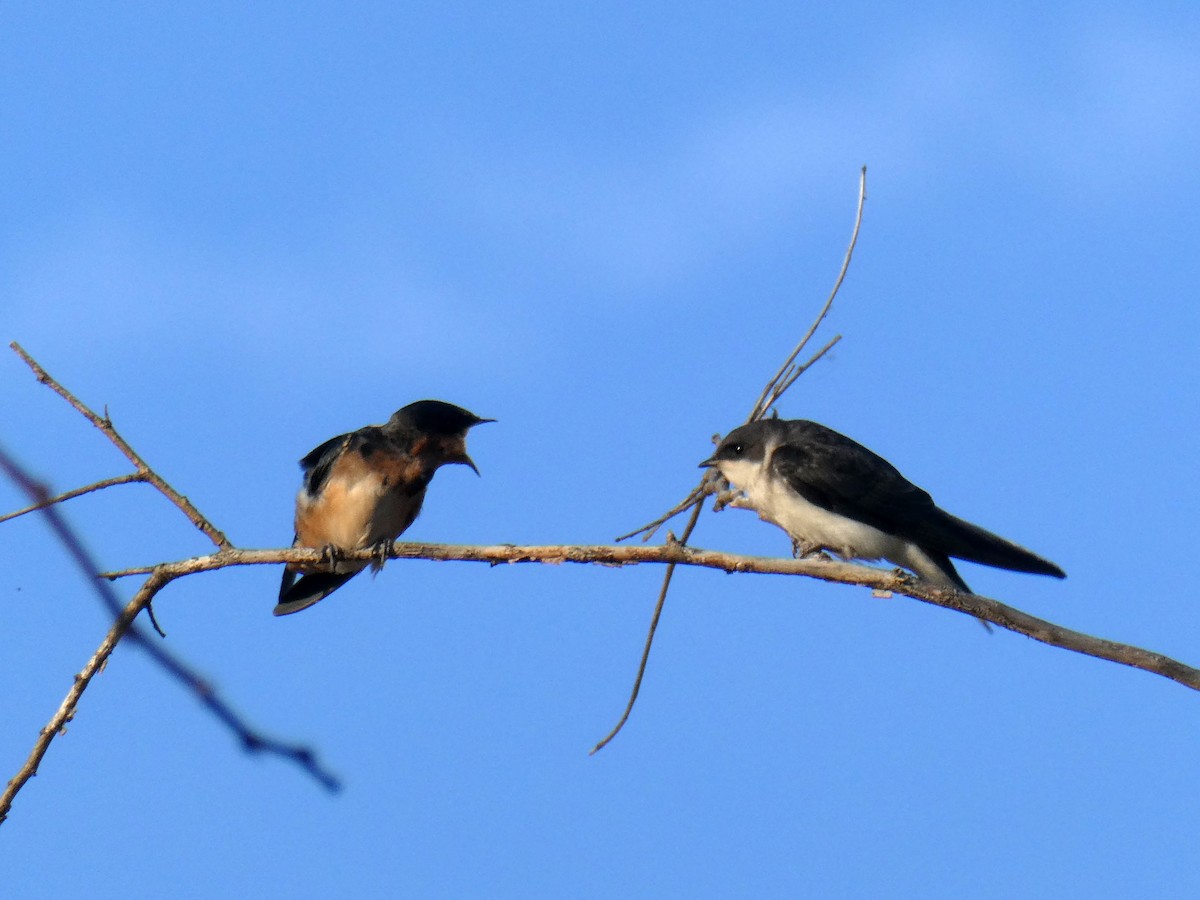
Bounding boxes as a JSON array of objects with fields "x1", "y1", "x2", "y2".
[
  {"x1": 773, "y1": 421, "x2": 1064, "y2": 578},
  {"x1": 298, "y1": 426, "x2": 394, "y2": 496},
  {"x1": 299, "y1": 433, "x2": 351, "y2": 497},
  {"x1": 770, "y1": 421, "x2": 941, "y2": 538}
]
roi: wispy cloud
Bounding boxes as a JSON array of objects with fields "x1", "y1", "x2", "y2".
[
  {"x1": 7, "y1": 22, "x2": 1196, "y2": 348},
  {"x1": 2, "y1": 206, "x2": 520, "y2": 373},
  {"x1": 444, "y1": 25, "x2": 1199, "y2": 284}
]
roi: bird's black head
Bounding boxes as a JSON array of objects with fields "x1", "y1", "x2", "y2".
[
  {"x1": 698, "y1": 421, "x2": 773, "y2": 469},
  {"x1": 389, "y1": 400, "x2": 494, "y2": 436},
  {"x1": 387, "y1": 400, "x2": 494, "y2": 475}
]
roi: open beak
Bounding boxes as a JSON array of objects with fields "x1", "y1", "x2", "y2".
[
  {"x1": 464, "y1": 419, "x2": 494, "y2": 475},
  {"x1": 455, "y1": 453, "x2": 481, "y2": 476}
]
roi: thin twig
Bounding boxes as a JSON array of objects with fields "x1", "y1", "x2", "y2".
[
  {"x1": 614, "y1": 482, "x2": 711, "y2": 544},
  {"x1": 0, "y1": 472, "x2": 147, "y2": 524},
  {"x1": 590, "y1": 500, "x2": 705, "y2": 754},
  {"x1": 615, "y1": 168, "x2": 867, "y2": 547},
  {"x1": 772, "y1": 333, "x2": 842, "y2": 402},
  {"x1": 597, "y1": 168, "x2": 869, "y2": 750},
  {"x1": 8, "y1": 343, "x2": 232, "y2": 550},
  {"x1": 0, "y1": 570, "x2": 170, "y2": 825},
  {"x1": 748, "y1": 165, "x2": 866, "y2": 421},
  {"x1": 145, "y1": 602, "x2": 168, "y2": 638},
  {"x1": 0, "y1": 446, "x2": 340, "y2": 824}
]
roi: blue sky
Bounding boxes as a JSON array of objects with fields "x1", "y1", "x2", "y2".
[{"x1": 2, "y1": 3, "x2": 1199, "y2": 897}]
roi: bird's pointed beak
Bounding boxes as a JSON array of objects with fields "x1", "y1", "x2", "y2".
[{"x1": 698, "y1": 456, "x2": 717, "y2": 468}]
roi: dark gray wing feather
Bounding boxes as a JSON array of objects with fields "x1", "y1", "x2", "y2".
[
  {"x1": 299, "y1": 433, "x2": 351, "y2": 497},
  {"x1": 771, "y1": 422, "x2": 940, "y2": 536},
  {"x1": 299, "y1": 426, "x2": 393, "y2": 496},
  {"x1": 773, "y1": 422, "x2": 1064, "y2": 578}
]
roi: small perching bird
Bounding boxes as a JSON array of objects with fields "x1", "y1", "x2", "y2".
[
  {"x1": 275, "y1": 400, "x2": 493, "y2": 616},
  {"x1": 700, "y1": 417, "x2": 1065, "y2": 593}
]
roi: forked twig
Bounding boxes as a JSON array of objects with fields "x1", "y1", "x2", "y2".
[
  {"x1": 593, "y1": 167, "x2": 869, "y2": 751},
  {"x1": 749, "y1": 166, "x2": 866, "y2": 420},
  {"x1": 617, "y1": 167, "x2": 867, "y2": 546},
  {"x1": 8, "y1": 342, "x2": 231, "y2": 550}
]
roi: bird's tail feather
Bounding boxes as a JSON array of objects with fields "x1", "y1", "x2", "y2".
[
  {"x1": 926, "y1": 511, "x2": 1066, "y2": 579},
  {"x1": 279, "y1": 566, "x2": 298, "y2": 600},
  {"x1": 274, "y1": 571, "x2": 356, "y2": 616}
]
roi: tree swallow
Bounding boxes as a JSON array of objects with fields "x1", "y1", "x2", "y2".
[
  {"x1": 700, "y1": 418, "x2": 1065, "y2": 592},
  {"x1": 275, "y1": 400, "x2": 493, "y2": 616}
]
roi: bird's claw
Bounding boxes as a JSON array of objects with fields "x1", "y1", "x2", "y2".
[
  {"x1": 712, "y1": 487, "x2": 745, "y2": 513},
  {"x1": 370, "y1": 538, "x2": 394, "y2": 572},
  {"x1": 319, "y1": 544, "x2": 345, "y2": 571},
  {"x1": 791, "y1": 540, "x2": 830, "y2": 560}
]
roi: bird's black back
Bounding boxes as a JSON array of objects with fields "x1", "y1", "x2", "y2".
[{"x1": 771, "y1": 420, "x2": 1065, "y2": 578}]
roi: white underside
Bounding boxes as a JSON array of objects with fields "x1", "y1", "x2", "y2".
[{"x1": 717, "y1": 453, "x2": 955, "y2": 586}]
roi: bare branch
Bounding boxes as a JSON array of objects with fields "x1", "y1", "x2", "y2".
[
  {"x1": 8, "y1": 342, "x2": 232, "y2": 550},
  {"x1": 59, "y1": 539, "x2": 1200, "y2": 696},
  {"x1": 6, "y1": 443, "x2": 1200, "y2": 810},
  {"x1": 0, "y1": 446, "x2": 340, "y2": 825},
  {"x1": 0, "y1": 472, "x2": 147, "y2": 524},
  {"x1": 12, "y1": 167, "x2": 1175, "y2": 816}
]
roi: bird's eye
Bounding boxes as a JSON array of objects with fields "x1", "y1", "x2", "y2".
[{"x1": 727, "y1": 443, "x2": 744, "y2": 456}]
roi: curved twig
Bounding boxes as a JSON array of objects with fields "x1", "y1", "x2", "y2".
[
  {"x1": 591, "y1": 502, "x2": 706, "y2": 754},
  {"x1": 597, "y1": 167, "x2": 869, "y2": 750},
  {"x1": 749, "y1": 165, "x2": 866, "y2": 420},
  {"x1": 615, "y1": 168, "x2": 866, "y2": 547}
]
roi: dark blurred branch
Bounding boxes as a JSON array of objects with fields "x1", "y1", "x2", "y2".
[{"x1": 0, "y1": 445, "x2": 340, "y2": 827}]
